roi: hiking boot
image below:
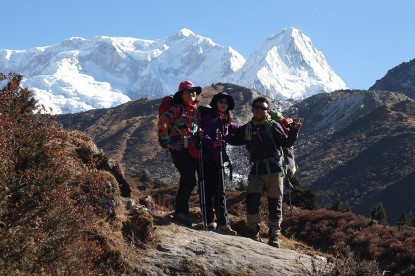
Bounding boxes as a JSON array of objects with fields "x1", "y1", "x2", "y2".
[
  {"x1": 173, "y1": 212, "x2": 192, "y2": 227},
  {"x1": 217, "y1": 224, "x2": 237, "y2": 236},
  {"x1": 247, "y1": 231, "x2": 263, "y2": 242},
  {"x1": 207, "y1": 222, "x2": 217, "y2": 231},
  {"x1": 267, "y1": 236, "x2": 280, "y2": 248}
]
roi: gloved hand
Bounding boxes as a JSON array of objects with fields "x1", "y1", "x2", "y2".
[
  {"x1": 167, "y1": 141, "x2": 183, "y2": 150},
  {"x1": 213, "y1": 140, "x2": 222, "y2": 148},
  {"x1": 286, "y1": 166, "x2": 297, "y2": 178},
  {"x1": 291, "y1": 118, "x2": 304, "y2": 130}
]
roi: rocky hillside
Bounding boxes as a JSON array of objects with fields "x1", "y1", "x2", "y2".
[
  {"x1": 3, "y1": 74, "x2": 415, "y2": 275},
  {"x1": 284, "y1": 90, "x2": 415, "y2": 223},
  {"x1": 369, "y1": 58, "x2": 415, "y2": 99},
  {"x1": 57, "y1": 84, "x2": 415, "y2": 224}
]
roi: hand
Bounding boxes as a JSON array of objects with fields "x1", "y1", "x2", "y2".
[
  {"x1": 167, "y1": 141, "x2": 183, "y2": 150},
  {"x1": 292, "y1": 118, "x2": 304, "y2": 129},
  {"x1": 213, "y1": 140, "x2": 222, "y2": 148}
]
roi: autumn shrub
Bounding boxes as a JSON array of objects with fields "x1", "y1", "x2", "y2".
[
  {"x1": 283, "y1": 206, "x2": 415, "y2": 275},
  {"x1": 122, "y1": 208, "x2": 154, "y2": 247},
  {"x1": 328, "y1": 244, "x2": 382, "y2": 275},
  {"x1": 0, "y1": 73, "x2": 135, "y2": 275}
]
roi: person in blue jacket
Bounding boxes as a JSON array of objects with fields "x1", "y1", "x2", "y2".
[{"x1": 200, "y1": 92, "x2": 241, "y2": 235}]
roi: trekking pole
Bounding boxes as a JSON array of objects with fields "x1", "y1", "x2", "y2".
[
  {"x1": 198, "y1": 130, "x2": 208, "y2": 230},
  {"x1": 216, "y1": 129, "x2": 230, "y2": 226}
]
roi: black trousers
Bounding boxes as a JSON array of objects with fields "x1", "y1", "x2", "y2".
[
  {"x1": 171, "y1": 149, "x2": 198, "y2": 215},
  {"x1": 202, "y1": 158, "x2": 229, "y2": 226}
]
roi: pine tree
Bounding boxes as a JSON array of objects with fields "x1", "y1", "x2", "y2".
[
  {"x1": 370, "y1": 203, "x2": 388, "y2": 225},
  {"x1": 397, "y1": 212, "x2": 413, "y2": 227},
  {"x1": 283, "y1": 177, "x2": 319, "y2": 210},
  {"x1": 328, "y1": 199, "x2": 350, "y2": 213},
  {"x1": 329, "y1": 200, "x2": 342, "y2": 212}
]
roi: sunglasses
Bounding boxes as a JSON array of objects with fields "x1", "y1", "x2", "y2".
[
  {"x1": 183, "y1": 89, "x2": 197, "y2": 94},
  {"x1": 253, "y1": 105, "x2": 268, "y2": 111},
  {"x1": 217, "y1": 100, "x2": 229, "y2": 105}
]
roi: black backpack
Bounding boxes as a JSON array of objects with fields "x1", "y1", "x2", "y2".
[{"x1": 197, "y1": 104, "x2": 214, "y2": 119}]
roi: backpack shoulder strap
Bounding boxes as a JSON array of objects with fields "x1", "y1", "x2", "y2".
[
  {"x1": 267, "y1": 120, "x2": 283, "y2": 159},
  {"x1": 244, "y1": 121, "x2": 252, "y2": 161},
  {"x1": 176, "y1": 104, "x2": 184, "y2": 119}
]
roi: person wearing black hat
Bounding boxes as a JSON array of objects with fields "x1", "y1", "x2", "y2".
[
  {"x1": 158, "y1": 80, "x2": 202, "y2": 227},
  {"x1": 200, "y1": 92, "x2": 241, "y2": 235}
]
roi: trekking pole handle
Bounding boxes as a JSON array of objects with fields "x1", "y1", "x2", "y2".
[
  {"x1": 216, "y1": 128, "x2": 222, "y2": 139},
  {"x1": 195, "y1": 128, "x2": 203, "y2": 146},
  {"x1": 216, "y1": 129, "x2": 223, "y2": 146},
  {"x1": 197, "y1": 128, "x2": 204, "y2": 136}
]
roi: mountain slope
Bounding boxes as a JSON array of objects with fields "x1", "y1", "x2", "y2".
[
  {"x1": 353, "y1": 171, "x2": 415, "y2": 222},
  {"x1": 369, "y1": 58, "x2": 415, "y2": 99},
  {"x1": 286, "y1": 92, "x2": 415, "y2": 223}
]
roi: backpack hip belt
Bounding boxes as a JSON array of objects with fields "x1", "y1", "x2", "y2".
[{"x1": 252, "y1": 156, "x2": 281, "y2": 175}]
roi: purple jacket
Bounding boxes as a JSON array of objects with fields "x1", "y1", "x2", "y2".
[{"x1": 201, "y1": 113, "x2": 242, "y2": 164}]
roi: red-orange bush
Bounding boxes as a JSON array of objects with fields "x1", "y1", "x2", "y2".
[
  {"x1": 0, "y1": 73, "x2": 126, "y2": 275},
  {"x1": 283, "y1": 206, "x2": 415, "y2": 275}
]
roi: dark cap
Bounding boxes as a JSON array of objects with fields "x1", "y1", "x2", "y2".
[{"x1": 209, "y1": 92, "x2": 235, "y2": 111}]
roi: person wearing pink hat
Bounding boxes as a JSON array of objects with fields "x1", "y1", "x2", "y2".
[{"x1": 158, "y1": 80, "x2": 202, "y2": 227}]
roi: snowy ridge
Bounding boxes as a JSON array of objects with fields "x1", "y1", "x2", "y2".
[
  {"x1": 0, "y1": 28, "x2": 345, "y2": 114},
  {"x1": 226, "y1": 28, "x2": 347, "y2": 100}
]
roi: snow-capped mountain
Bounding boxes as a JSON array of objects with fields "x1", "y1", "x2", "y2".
[
  {"x1": 225, "y1": 28, "x2": 347, "y2": 99},
  {"x1": 0, "y1": 27, "x2": 346, "y2": 114}
]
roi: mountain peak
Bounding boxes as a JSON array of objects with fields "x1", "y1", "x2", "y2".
[
  {"x1": 226, "y1": 27, "x2": 347, "y2": 100},
  {"x1": 177, "y1": 28, "x2": 195, "y2": 38},
  {"x1": 267, "y1": 27, "x2": 308, "y2": 47},
  {"x1": 64, "y1": 37, "x2": 87, "y2": 43},
  {"x1": 280, "y1": 26, "x2": 300, "y2": 37}
]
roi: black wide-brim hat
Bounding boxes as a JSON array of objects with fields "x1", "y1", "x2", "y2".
[{"x1": 210, "y1": 92, "x2": 235, "y2": 111}]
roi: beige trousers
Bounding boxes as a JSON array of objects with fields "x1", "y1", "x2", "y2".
[{"x1": 246, "y1": 172, "x2": 284, "y2": 237}]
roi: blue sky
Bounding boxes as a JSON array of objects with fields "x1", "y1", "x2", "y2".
[{"x1": 2, "y1": 0, "x2": 414, "y2": 90}]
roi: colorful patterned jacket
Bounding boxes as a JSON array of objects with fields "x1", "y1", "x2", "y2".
[{"x1": 158, "y1": 103, "x2": 201, "y2": 146}]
